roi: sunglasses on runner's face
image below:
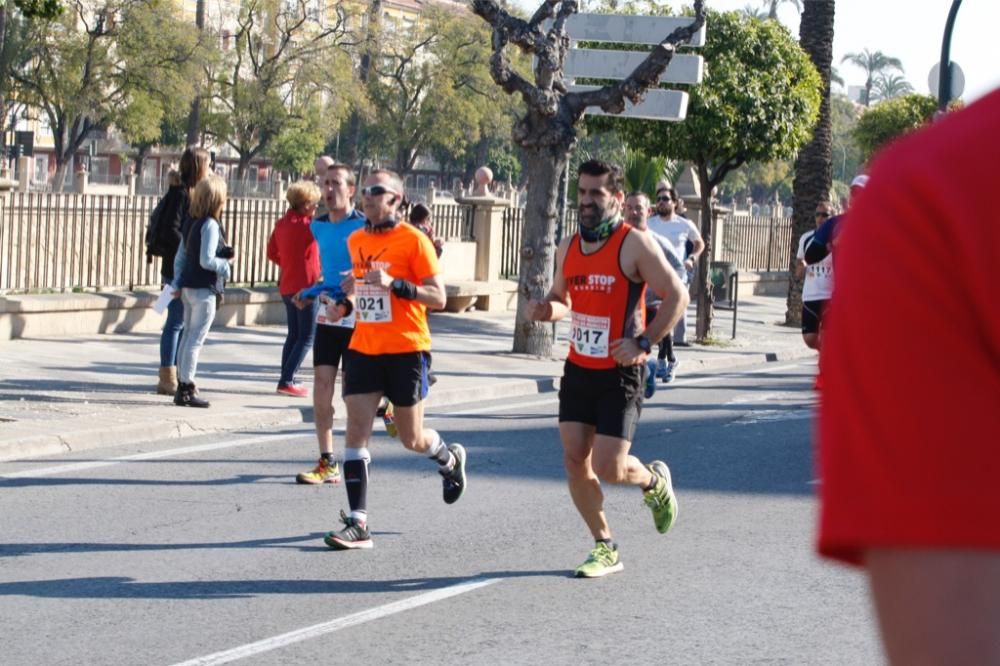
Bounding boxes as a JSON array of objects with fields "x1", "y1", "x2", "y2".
[
  {"x1": 361, "y1": 185, "x2": 398, "y2": 197},
  {"x1": 815, "y1": 211, "x2": 831, "y2": 218},
  {"x1": 656, "y1": 196, "x2": 674, "y2": 202}
]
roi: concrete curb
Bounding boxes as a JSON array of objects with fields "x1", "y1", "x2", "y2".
[{"x1": 0, "y1": 349, "x2": 812, "y2": 463}]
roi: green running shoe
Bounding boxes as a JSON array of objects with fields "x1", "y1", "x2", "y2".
[
  {"x1": 574, "y1": 541, "x2": 624, "y2": 578},
  {"x1": 643, "y1": 460, "x2": 678, "y2": 534}
]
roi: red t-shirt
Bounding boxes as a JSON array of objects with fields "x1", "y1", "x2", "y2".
[
  {"x1": 267, "y1": 209, "x2": 320, "y2": 296},
  {"x1": 817, "y1": 89, "x2": 1000, "y2": 565}
]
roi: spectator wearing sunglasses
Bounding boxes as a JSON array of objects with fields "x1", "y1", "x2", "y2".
[{"x1": 647, "y1": 186, "x2": 703, "y2": 372}]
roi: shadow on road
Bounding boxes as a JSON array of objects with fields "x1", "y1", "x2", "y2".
[{"x1": 0, "y1": 569, "x2": 568, "y2": 599}]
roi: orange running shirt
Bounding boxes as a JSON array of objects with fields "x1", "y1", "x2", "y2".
[
  {"x1": 347, "y1": 222, "x2": 440, "y2": 355},
  {"x1": 563, "y1": 223, "x2": 646, "y2": 370}
]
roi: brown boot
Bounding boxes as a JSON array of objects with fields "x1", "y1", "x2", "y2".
[{"x1": 157, "y1": 366, "x2": 177, "y2": 395}]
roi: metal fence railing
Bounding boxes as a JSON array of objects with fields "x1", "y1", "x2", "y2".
[
  {"x1": 5, "y1": 193, "x2": 798, "y2": 294},
  {"x1": 0, "y1": 192, "x2": 495, "y2": 293},
  {"x1": 499, "y1": 207, "x2": 577, "y2": 279},
  {"x1": 433, "y1": 203, "x2": 474, "y2": 241},
  {"x1": 720, "y1": 214, "x2": 793, "y2": 272}
]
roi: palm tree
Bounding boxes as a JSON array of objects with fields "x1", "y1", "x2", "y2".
[
  {"x1": 742, "y1": 4, "x2": 768, "y2": 20},
  {"x1": 764, "y1": 0, "x2": 802, "y2": 20},
  {"x1": 841, "y1": 48, "x2": 903, "y2": 106},
  {"x1": 787, "y1": 0, "x2": 836, "y2": 327},
  {"x1": 871, "y1": 73, "x2": 914, "y2": 102}
]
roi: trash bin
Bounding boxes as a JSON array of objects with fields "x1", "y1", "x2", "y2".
[{"x1": 711, "y1": 261, "x2": 737, "y2": 308}]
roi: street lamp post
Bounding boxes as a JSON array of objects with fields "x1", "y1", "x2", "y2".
[{"x1": 938, "y1": 0, "x2": 964, "y2": 111}]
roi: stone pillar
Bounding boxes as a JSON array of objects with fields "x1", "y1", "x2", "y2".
[
  {"x1": 457, "y1": 195, "x2": 510, "y2": 282},
  {"x1": 16, "y1": 156, "x2": 32, "y2": 192},
  {"x1": 127, "y1": 173, "x2": 137, "y2": 196},
  {"x1": 272, "y1": 178, "x2": 285, "y2": 201},
  {"x1": 74, "y1": 167, "x2": 88, "y2": 194}
]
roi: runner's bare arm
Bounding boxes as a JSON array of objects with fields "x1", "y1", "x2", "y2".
[
  {"x1": 527, "y1": 237, "x2": 571, "y2": 321},
  {"x1": 416, "y1": 274, "x2": 446, "y2": 310}
]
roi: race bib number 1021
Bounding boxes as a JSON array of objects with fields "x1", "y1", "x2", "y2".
[{"x1": 569, "y1": 312, "x2": 610, "y2": 358}]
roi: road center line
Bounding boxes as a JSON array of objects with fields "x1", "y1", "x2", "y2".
[{"x1": 170, "y1": 577, "x2": 501, "y2": 666}]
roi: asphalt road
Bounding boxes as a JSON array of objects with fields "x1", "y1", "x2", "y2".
[{"x1": 0, "y1": 361, "x2": 882, "y2": 665}]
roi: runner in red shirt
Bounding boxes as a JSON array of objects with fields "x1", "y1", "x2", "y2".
[
  {"x1": 817, "y1": 89, "x2": 1000, "y2": 664},
  {"x1": 528, "y1": 160, "x2": 688, "y2": 578}
]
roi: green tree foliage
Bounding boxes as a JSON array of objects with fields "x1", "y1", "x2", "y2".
[
  {"x1": 11, "y1": 0, "x2": 199, "y2": 189},
  {"x1": 363, "y1": 8, "x2": 508, "y2": 176},
  {"x1": 13, "y1": 0, "x2": 62, "y2": 18},
  {"x1": 852, "y1": 93, "x2": 937, "y2": 159},
  {"x1": 204, "y1": 0, "x2": 359, "y2": 179},
  {"x1": 589, "y1": 10, "x2": 821, "y2": 339},
  {"x1": 268, "y1": 112, "x2": 327, "y2": 177}
]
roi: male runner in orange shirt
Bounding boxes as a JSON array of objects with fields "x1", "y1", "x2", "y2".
[{"x1": 324, "y1": 169, "x2": 467, "y2": 550}]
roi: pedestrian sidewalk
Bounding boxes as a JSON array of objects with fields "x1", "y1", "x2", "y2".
[{"x1": 0, "y1": 295, "x2": 814, "y2": 461}]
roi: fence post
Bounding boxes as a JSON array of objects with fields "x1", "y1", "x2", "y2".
[
  {"x1": 457, "y1": 194, "x2": 510, "y2": 282},
  {"x1": 17, "y1": 156, "x2": 32, "y2": 193},
  {"x1": 765, "y1": 216, "x2": 775, "y2": 271}
]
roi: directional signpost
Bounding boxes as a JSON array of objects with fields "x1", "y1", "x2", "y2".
[{"x1": 560, "y1": 14, "x2": 706, "y2": 122}]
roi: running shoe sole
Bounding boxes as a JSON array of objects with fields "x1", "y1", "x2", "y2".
[
  {"x1": 575, "y1": 561, "x2": 625, "y2": 578},
  {"x1": 324, "y1": 533, "x2": 373, "y2": 550}
]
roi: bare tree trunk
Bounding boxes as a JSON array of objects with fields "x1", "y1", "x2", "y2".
[
  {"x1": 185, "y1": 0, "x2": 206, "y2": 146},
  {"x1": 513, "y1": 142, "x2": 570, "y2": 355},
  {"x1": 694, "y1": 164, "x2": 714, "y2": 342}
]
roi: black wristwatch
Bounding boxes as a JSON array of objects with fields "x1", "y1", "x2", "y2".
[{"x1": 635, "y1": 335, "x2": 652, "y2": 354}]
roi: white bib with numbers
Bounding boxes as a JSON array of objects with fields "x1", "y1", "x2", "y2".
[
  {"x1": 569, "y1": 312, "x2": 610, "y2": 358},
  {"x1": 355, "y1": 284, "x2": 393, "y2": 323},
  {"x1": 316, "y1": 303, "x2": 355, "y2": 329}
]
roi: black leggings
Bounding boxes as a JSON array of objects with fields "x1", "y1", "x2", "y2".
[
  {"x1": 648, "y1": 304, "x2": 676, "y2": 363},
  {"x1": 658, "y1": 333, "x2": 675, "y2": 363}
]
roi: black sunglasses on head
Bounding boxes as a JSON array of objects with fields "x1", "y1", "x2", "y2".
[{"x1": 361, "y1": 185, "x2": 398, "y2": 197}]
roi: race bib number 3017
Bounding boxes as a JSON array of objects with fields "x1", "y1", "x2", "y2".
[
  {"x1": 355, "y1": 284, "x2": 392, "y2": 323},
  {"x1": 570, "y1": 312, "x2": 610, "y2": 358}
]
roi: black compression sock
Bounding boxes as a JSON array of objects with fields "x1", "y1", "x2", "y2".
[
  {"x1": 321, "y1": 452, "x2": 334, "y2": 463},
  {"x1": 343, "y1": 459, "x2": 369, "y2": 514}
]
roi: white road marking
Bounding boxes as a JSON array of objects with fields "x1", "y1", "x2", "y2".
[
  {"x1": 170, "y1": 577, "x2": 501, "y2": 666},
  {"x1": 0, "y1": 434, "x2": 286, "y2": 479}
]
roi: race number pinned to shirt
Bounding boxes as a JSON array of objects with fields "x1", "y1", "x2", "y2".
[
  {"x1": 570, "y1": 312, "x2": 610, "y2": 358},
  {"x1": 316, "y1": 305, "x2": 356, "y2": 329},
  {"x1": 355, "y1": 284, "x2": 392, "y2": 323}
]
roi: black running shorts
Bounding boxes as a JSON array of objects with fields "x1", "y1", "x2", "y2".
[
  {"x1": 342, "y1": 350, "x2": 430, "y2": 408},
  {"x1": 801, "y1": 299, "x2": 828, "y2": 335},
  {"x1": 558, "y1": 360, "x2": 644, "y2": 441},
  {"x1": 313, "y1": 325, "x2": 354, "y2": 368}
]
